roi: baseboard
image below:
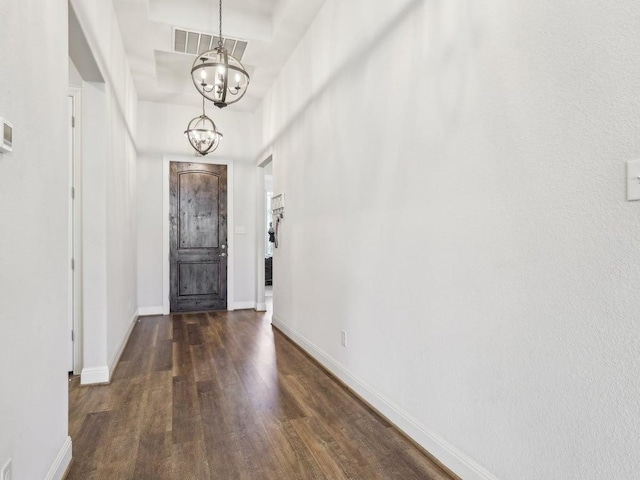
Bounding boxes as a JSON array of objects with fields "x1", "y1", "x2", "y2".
[
  {"x1": 235, "y1": 301, "x2": 268, "y2": 311},
  {"x1": 80, "y1": 366, "x2": 109, "y2": 385},
  {"x1": 44, "y1": 436, "x2": 72, "y2": 480},
  {"x1": 233, "y1": 301, "x2": 256, "y2": 310},
  {"x1": 81, "y1": 312, "x2": 137, "y2": 385},
  {"x1": 271, "y1": 316, "x2": 499, "y2": 480},
  {"x1": 138, "y1": 306, "x2": 163, "y2": 316},
  {"x1": 108, "y1": 311, "x2": 138, "y2": 381}
]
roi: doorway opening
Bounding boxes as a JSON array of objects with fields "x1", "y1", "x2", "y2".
[
  {"x1": 162, "y1": 156, "x2": 235, "y2": 314},
  {"x1": 264, "y1": 161, "x2": 274, "y2": 314},
  {"x1": 169, "y1": 161, "x2": 228, "y2": 313}
]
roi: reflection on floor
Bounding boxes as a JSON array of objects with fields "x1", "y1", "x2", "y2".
[
  {"x1": 266, "y1": 285, "x2": 273, "y2": 316},
  {"x1": 67, "y1": 310, "x2": 454, "y2": 479}
]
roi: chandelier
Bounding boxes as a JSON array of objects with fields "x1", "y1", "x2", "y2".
[
  {"x1": 184, "y1": 96, "x2": 223, "y2": 156},
  {"x1": 191, "y1": 0, "x2": 250, "y2": 108}
]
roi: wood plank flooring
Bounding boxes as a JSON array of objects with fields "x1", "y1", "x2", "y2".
[{"x1": 67, "y1": 310, "x2": 454, "y2": 480}]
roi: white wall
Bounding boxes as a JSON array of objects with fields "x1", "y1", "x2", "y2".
[
  {"x1": 69, "y1": 58, "x2": 82, "y2": 87},
  {"x1": 70, "y1": 0, "x2": 138, "y2": 383},
  {"x1": 137, "y1": 101, "x2": 257, "y2": 311},
  {"x1": 257, "y1": 0, "x2": 640, "y2": 478},
  {"x1": 81, "y1": 80, "x2": 109, "y2": 376},
  {"x1": 0, "y1": 0, "x2": 71, "y2": 478}
]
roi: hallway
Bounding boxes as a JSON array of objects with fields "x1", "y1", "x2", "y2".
[{"x1": 67, "y1": 311, "x2": 453, "y2": 480}]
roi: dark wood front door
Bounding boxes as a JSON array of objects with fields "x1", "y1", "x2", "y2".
[{"x1": 170, "y1": 162, "x2": 227, "y2": 312}]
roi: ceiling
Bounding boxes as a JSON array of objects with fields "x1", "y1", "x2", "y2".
[{"x1": 112, "y1": 0, "x2": 326, "y2": 113}]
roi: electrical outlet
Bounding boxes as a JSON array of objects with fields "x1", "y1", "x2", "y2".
[
  {"x1": 341, "y1": 330, "x2": 347, "y2": 347},
  {"x1": 1, "y1": 458, "x2": 12, "y2": 480}
]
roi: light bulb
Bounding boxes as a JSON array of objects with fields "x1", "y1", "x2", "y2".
[{"x1": 200, "y1": 69, "x2": 207, "y2": 80}]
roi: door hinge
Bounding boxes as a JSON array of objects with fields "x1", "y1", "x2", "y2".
[
  {"x1": 71, "y1": 258, "x2": 75, "y2": 270},
  {"x1": 72, "y1": 116, "x2": 75, "y2": 128},
  {"x1": 71, "y1": 330, "x2": 74, "y2": 342},
  {"x1": 71, "y1": 187, "x2": 75, "y2": 199}
]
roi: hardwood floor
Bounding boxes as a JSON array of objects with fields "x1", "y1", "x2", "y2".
[{"x1": 67, "y1": 310, "x2": 455, "y2": 480}]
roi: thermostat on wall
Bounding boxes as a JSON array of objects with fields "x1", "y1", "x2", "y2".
[{"x1": 0, "y1": 118, "x2": 13, "y2": 153}]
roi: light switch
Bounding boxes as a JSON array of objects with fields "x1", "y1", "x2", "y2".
[
  {"x1": 627, "y1": 160, "x2": 640, "y2": 201},
  {"x1": 235, "y1": 226, "x2": 247, "y2": 235},
  {"x1": 0, "y1": 118, "x2": 13, "y2": 154}
]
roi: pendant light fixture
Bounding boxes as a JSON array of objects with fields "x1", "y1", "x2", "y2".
[
  {"x1": 184, "y1": 96, "x2": 223, "y2": 156},
  {"x1": 191, "y1": 0, "x2": 250, "y2": 108}
]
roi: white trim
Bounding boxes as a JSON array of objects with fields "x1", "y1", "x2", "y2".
[
  {"x1": 68, "y1": 86, "x2": 83, "y2": 376},
  {"x1": 255, "y1": 167, "x2": 266, "y2": 311},
  {"x1": 163, "y1": 155, "x2": 235, "y2": 314},
  {"x1": 67, "y1": 94, "x2": 73, "y2": 373},
  {"x1": 255, "y1": 155, "x2": 272, "y2": 313},
  {"x1": 271, "y1": 316, "x2": 500, "y2": 480},
  {"x1": 138, "y1": 306, "x2": 164, "y2": 316},
  {"x1": 80, "y1": 366, "x2": 109, "y2": 385},
  {"x1": 234, "y1": 301, "x2": 256, "y2": 310},
  {"x1": 107, "y1": 312, "x2": 138, "y2": 380},
  {"x1": 44, "y1": 436, "x2": 72, "y2": 480},
  {"x1": 163, "y1": 158, "x2": 170, "y2": 314}
]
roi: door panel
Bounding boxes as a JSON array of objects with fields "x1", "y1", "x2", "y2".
[
  {"x1": 178, "y1": 262, "x2": 219, "y2": 296},
  {"x1": 170, "y1": 162, "x2": 227, "y2": 312},
  {"x1": 178, "y1": 171, "x2": 219, "y2": 249}
]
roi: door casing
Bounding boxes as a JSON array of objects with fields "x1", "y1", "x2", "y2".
[
  {"x1": 254, "y1": 154, "x2": 273, "y2": 312},
  {"x1": 68, "y1": 86, "x2": 83, "y2": 375}
]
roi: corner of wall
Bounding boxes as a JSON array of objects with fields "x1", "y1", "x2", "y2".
[
  {"x1": 107, "y1": 311, "x2": 139, "y2": 380},
  {"x1": 44, "y1": 436, "x2": 73, "y2": 480},
  {"x1": 271, "y1": 316, "x2": 498, "y2": 480}
]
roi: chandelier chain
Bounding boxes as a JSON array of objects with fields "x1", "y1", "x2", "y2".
[{"x1": 218, "y1": 0, "x2": 223, "y2": 47}]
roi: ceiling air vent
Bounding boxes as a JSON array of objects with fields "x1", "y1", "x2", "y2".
[{"x1": 173, "y1": 27, "x2": 248, "y2": 60}]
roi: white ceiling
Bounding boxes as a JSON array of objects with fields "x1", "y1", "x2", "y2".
[{"x1": 112, "y1": 0, "x2": 327, "y2": 112}]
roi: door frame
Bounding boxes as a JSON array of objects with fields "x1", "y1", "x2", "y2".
[
  {"x1": 69, "y1": 86, "x2": 83, "y2": 375},
  {"x1": 255, "y1": 154, "x2": 273, "y2": 312},
  {"x1": 163, "y1": 154, "x2": 235, "y2": 314}
]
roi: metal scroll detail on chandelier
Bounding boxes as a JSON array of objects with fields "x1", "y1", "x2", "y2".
[
  {"x1": 184, "y1": 94, "x2": 223, "y2": 156},
  {"x1": 190, "y1": 0, "x2": 251, "y2": 109}
]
